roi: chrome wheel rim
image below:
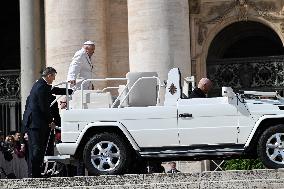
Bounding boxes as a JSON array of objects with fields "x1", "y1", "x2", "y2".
[
  {"x1": 90, "y1": 141, "x2": 121, "y2": 172},
  {"x1": 266, "y1": 133, "x2": 284, "y2": 165}
]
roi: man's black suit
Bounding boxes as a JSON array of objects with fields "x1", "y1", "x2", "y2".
[
  {"x1": 23, "y1": 80, "x2": 72, "y2": 177},
  {"x1": 23, "y1": 78, "x2": 53, "y2": 178},
  {"x1": 167, "y1": 169, "x2": 180, "y2": 173},
  {"x1": 188, "y1": 88, "x2": 206, "y2": 98}
]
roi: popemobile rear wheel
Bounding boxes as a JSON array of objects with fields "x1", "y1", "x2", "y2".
[
  {"x1": 83, "y1": 132, "x2": 132, "y2": 175},
  {"x1": 257, "y1": 124, "x2": 284, "y2": 169}
]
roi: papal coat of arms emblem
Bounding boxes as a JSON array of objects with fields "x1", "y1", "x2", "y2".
[{"x1": 168, "y1": 83, "x2": 177, "y2": 95}]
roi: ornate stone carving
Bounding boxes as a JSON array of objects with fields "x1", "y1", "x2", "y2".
[
  {"x1": 194, "y1": 0, "x2": 284, "y2": 45},
  {"x1": 189, "y1": 0, "x2": 200, "y2": 14},
  {"x1": 196, "y1": 19, "x2": 208, "y2": 45},
  {"x1": 249, "y1": 1, "x2": 277, "y2": 12},
  {"x1": 248, "y1": 1, "x2": 283, "y2": 22},
  {"x1": 206, "y1": 1, "x2": 236, "y2": 23},
  {"x1": 236, "y1": 0, "x2": 249, "y2": 21},
  {"x1": 281, "y1": 22, "x2": 284, "y2": 33},
  {"x1": 195, "y1": 1, "x2": 236, "y2": 45}
]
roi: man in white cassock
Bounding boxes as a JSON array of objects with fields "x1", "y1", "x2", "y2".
[{"x1": 67, "y1": 40, "x2": 96, "y2": 90}]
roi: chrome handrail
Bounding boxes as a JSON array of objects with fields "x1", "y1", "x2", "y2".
[
  {"x1": 50, "y1": 82, "x2": 70, "y2": 109},
  {"x1": 118, "y1": 76, "x2": 161, "y2": 108},
  {"x1": 81, "y1": 78, "x2": 128, "y2": 109},
  {"x1": 80, "y1": 77, "x2": 161, "y2": 109}
]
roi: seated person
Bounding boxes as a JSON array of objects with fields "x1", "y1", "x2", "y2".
[
  {"x1": 167, "y1": 162, "x2": 180, "y2": 173},
  {"x1": 188, "y1": 78, "x2": 212, "y2": 98}
]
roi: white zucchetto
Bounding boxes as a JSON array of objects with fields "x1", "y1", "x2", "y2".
[{"x1": 83, "y1": 40, "x2": 95, "y2": 45}]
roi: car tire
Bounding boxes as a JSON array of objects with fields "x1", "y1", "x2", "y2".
[
  {"x1": 257, "y1": 124, "x2": 284, "y2": 169},
  {"x1": 83, "y1": 132, "x2": 132, "y2": 175}
]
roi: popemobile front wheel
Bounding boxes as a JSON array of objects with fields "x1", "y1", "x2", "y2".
[
  {"x1": 83, "y1": 132, "x2": 132, "y2": 175},
  {"x1": 257, "y1": 124, "x2": 284, "y2": 169}
]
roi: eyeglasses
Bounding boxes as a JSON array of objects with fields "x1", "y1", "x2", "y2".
[{"x1": 60, "y1": 101, "x2": 67, "y2": 105}]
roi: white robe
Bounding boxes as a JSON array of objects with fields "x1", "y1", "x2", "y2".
[{"x1": 67, "y1": 48, "x2": 94, "y2": 89}]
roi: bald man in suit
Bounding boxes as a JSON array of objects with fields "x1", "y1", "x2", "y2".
[{"x1": 188, "y1": 78, "x2": 212, "y2": 98}]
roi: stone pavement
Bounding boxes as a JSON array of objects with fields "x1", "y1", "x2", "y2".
[{"x1": 0, "y1": 169, "x2": 284, "y2": 189}]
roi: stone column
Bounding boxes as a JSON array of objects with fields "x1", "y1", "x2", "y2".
[
  {"x1": 20, "y1": 0, "x2": 45, "y2": 113},
  {"x1": 45, "y1": 0, "x2": 107, "y2": 88},
  {"x1": 128, "y1": 0, "x2": 191, "y2": 81},
  {"x1": 106, "y1": 0, "x2": 129, "y2": 91},
  {"x1": 9, "y1": 102, "x2": 16, "y2": 132}
]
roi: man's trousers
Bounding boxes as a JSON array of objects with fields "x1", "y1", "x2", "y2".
[{"x1": 28, "y1": 126, "x2": 49, "y2": 178}]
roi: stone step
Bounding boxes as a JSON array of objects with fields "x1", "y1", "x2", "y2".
[{"x1": 1, "y1": 169, "x2": 284, "y2": 189}]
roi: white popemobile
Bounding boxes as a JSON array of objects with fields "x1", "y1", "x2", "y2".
[{"x1": 46, "y1": 68, "x2": 284, "y2": 175}]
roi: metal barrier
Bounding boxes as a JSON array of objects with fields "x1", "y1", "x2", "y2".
[{"x1": 0, "y1": 70, "x2": 21, "y2": 135}]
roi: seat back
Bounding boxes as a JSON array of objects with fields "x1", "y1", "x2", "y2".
[{"x1": 125, "y1": 72, "x2": 158, "y2": 107}]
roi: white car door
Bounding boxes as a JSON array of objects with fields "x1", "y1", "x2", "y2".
[
  {"x1": 120, "y1": 106, "x2": 179, "y2": 147},
  {"x1": 177, "y1": 97, "x2": 238, "y2": 145}
]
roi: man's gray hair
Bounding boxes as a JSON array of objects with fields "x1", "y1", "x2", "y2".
[{"x1": 41, "y1": 67, "x2": 57, "y2": 77}]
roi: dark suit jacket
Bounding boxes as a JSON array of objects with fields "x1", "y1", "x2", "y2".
[
  {"x1": 167, "y1": 169, "x2": 180, "y2": 173},
  {"x1": 51, "y1": 87, "x2": 72, "y2": 96},
  {"x1": 49, "y1": 87, "x2": 72, "y2": 126},
  {"x1": 188, "y1": 88, "x2": 206, "y2": 98},
  {"x1": 23, "y1": 78, "x2": 52, "y2": 129}
]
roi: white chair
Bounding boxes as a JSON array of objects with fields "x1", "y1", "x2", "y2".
[{"x1": 121, "y1": 72, "x2": 159, "y2": 107}]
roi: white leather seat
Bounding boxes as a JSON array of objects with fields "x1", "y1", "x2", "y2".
[{"x1": 123, "y1": 72, "x2": 159, "y2": 107}]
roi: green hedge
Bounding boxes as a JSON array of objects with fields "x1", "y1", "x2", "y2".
[{"x1": 223, "y1": 159, "x2": 265, "y2": 170}]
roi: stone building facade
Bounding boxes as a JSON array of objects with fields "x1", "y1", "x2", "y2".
[
  {"x1": 44, "y1": 0, "x2": 191, "y2": 89},
  {"x1": 2, "y1": 0, "x2": 281, "y2": 171},
  {"x1": 190, "y1": 0, "x2": 284, "y2": 96},
  {"x1": 19, "y1": 0, "x2": 284, "y2": 105},
  {"x1": 1, "y1": 0, "x2": 284, "y2": 173}
]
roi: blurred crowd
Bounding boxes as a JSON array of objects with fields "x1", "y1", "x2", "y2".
[{"x1": 0, "y1": 131, "x2": 28, "y2": 179}]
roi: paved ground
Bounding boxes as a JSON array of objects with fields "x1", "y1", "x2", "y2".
[{"x1": 1, "y1": 169, "x2": 284, "y2": 189}]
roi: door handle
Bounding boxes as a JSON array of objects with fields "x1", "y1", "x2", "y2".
[{"x1": 179, "y1": 113, "x2": 192, "y2": 118}]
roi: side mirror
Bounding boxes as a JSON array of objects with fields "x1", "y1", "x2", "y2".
[{"x1": 222, "y1": 87, "x2": 235, "y2": 98}]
